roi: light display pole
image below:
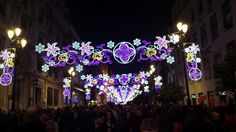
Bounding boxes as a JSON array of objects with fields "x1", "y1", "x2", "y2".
[
  {"x1": 68, "y1": 67, "x2": 75, "y2": 107},
  {"x1": 7, "y1": 28, "x2": 27, "y2": 110},
  {"x1": 176, "y1": 22, "x2": 191, "y2": 105}
]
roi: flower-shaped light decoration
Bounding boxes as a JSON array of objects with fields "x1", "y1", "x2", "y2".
[
  {"x1": 154, "y1": 36, "x2": 169, "y2": 49},
  {"x1": 1, "y1": 49, "x2": 11, "y2": 60},
  {"x1": 76, "y1": 64, "x2": 83, "y2": 73},
  {"x1": 80, "y1": 71, "x2": 161, "y2": 103},
  {"x1": 72, "y1": 41, "x2": 80, "y2": 50},
  {"x1": 168, "y1": 34, "x2": 180, "y2": 44},
  {"x1": 35, "y1": 43, "x2": 45, "y2": 53},
  {"x1": 81, "y1": 75, "x2": 86, "y2": 80},
  {"x1": 107, "y1": 41, "x2": 115, "y2": 49},
  {"x1": 113, "y1": 42, "x2": 136, "y2": 64},
  {"x1": 82, "y1": 59, "x2": 90, "y2": 65},
  {"x1": 48, "y1": 61, "x2": 56, "y2": 66},
  {"x1": 42, "y1": 64, "x2": 49, "y2": 72},
  {"x1": 166, "y1": 56, "x2": 175, "y2": 64},
  {"x1": 86, "y1": 74, "x2": 93, "y2": 81},
  {"x1": 79, "y1": 42, "x2": 94, "y2": 55},
  {"x1": 154, "y1": 75, "x2": 163, "y2": 89},
  {"x1": 184, "y1": 43, "x2": 202, "y2": 81},
  {"x1": 133, "y1": 38, "x2": 141, "y2": 46},
  {"x1": 46, "y1": 43, "x2": 60, "y2": 57},
  {"x1": 102, "y1": 74, "x2": 109, "y2": 81}
]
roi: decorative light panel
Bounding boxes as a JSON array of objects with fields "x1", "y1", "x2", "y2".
[
  {"x1": 0, "y1": 48, "x2": 15, "y2": 86},
  {"x1": 80, "y1": 71, "x2": 155, "y2": 104},
  {"x1": 35, "y1": 36, "x2": 202, "y2": 81},
  {"x1": 63, "y1": 77, "x2": 71, "y2": 103},
  {"x1": 184, "y1": 43, "x2": 202, "y2": 81},
  {"x1": 35, "y1": 35, "x2": 176, "y2": 70}
]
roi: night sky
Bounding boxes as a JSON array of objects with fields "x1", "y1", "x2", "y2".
[{"x1": 66, "y1": 0, "x2": 175, "y2": 74}]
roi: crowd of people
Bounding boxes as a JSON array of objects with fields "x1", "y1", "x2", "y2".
[{"x1": 0, "y1": 102, "x2": 235, "y2": 132}]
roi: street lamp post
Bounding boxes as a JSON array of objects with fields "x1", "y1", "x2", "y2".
[
  {"x1": 7, "y1": 27, "x2": 27, "y2": 110},
  {"x1": 176, "y1": 22, "x2": 191, "y2": 105},
  {"x1": 68, "y1": 67, "x2": 75, "y2": 107}
]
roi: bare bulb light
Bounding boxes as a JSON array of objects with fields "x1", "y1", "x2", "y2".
[
  {"x1": 7, "y1": 30, "x2": 14, "y2": 39},
  {"x1": 15, "y1": 28, "x2": 22, "y2": 36}
]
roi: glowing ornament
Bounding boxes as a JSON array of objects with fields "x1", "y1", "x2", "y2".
[
  {"x1": 186, "y1": 53, "x2": 194, "y2": 62},
  {"x1": 76, "y1": 64, "x2": 83, "y2": 73},
  {"x1": 79, "y1": 42, "x2": 94, "y2": 55},
  {"x1": 92, "y1": 52, "x2": 103, "y2": 61},
  {"x1": 42, "y1": 64, "x2": 49, "y2": 72},
  {"x1": 0, "y1": 73, "x2": 12, "y2": 86},
  {"x1": 82, "y1": 59, "x2": 90, "y2": 65},
  {"x1": 35, "y1": 43, "x2": 45, "y2": 53},
  {"x1": 46, "y1": 43, "x2": 60, "y2": 57},
  {"x1": 113, "y1": 42, "x2": 136, "y2": 64},
  {"x1": 133, "y1": 38, "x2": 141, "y2": 46},
  {"x1": 146, "y1": 48, "x2": 157, "y2": 57},
  {"x1": 189, "y1": 68, "x2": 202, "y2": 81},
  {"x1": 166, "y1": 56, "x2": 175, "y2": 64},
  {"x1": 169, "y1": 34, "x2": 180, "y2": 44},
  {"x1": 58, "y1": 53, "x2": 69, "y2": 62},
  {"x1": 80, "y1": 75, "x2": 86, "y2": 80},
  {"x1": 48, "y1": 61, "x2": 56, "y2": 66},
  {"x1": 154, "y1": 36, "x2": 169, "y2": 49},
  {"x1": 1, "y1": 49, "x2": 11, "y2": 60},
  {"x1": 107, "y1": 41, "x2": 115, "y2": 49},
  {"x1": 6, "y1": 58, "x2": 14, "y2": 67},
  {"x1": 72, "y1": 41, "x2": 80, "y2": 50}
]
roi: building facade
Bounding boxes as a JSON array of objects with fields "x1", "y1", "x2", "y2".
[
  {"x1": 169, "y1": 0, "x2": 236, "y2": 105},
  {"x1": 0, "y1": 0, "x2": 80, "y2": 111}
]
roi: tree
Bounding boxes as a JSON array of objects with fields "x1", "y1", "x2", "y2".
[
  {"x1": 158, "y1": 84, "x2": 184, "y2": 104},
  {"x1": 214, "y1": 52, "x2": 236, "y2": 103}
]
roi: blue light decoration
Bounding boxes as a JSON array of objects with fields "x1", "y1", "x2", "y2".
[
  {"x1": 35, "y1": 35, "x2": 202, "y2": 81},
  {"x1": 184, "y1": 43, "x2": 202, "y2": 81},
  {"x1": 0, "y1": 48, "x2": 15, "y2": 86}
]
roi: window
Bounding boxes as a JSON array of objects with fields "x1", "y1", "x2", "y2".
[
  {"x1": 35, "y1": 88, "x2": 41, "y2": 105},
  {"x1": 213, "y1": 52, "x2": 222, "y2": 64},
  {"x1": 39, "y1": 9, "x2": 45, "y2": 23},
  {"x1": 221, "y1": 0, "x2": 233, "y2": 31},
  {"x1": 47, "y1": 87, "x2": 53, "y2": 106},
  {"x1": 54, "y1": 89, "x2": 59, "y2": 106},
  {"x1": 210, "y1": 13, "x2": 219, "y2": 41},
  {"x1": 0, "y1": 0, "x2": 6, "y2": 17},
  {"x1": 37, "y1": 55, "x2": 43, "y2": 72},
  {"x1": 191, "y1": 9, "x2": 195, "y2": 23},
  {"x1": 191, "y1": 32, "x2": 198, "y2": 43},
  {"x1": 21, "y1": 17, "x2": 28, "y2": 31},
  {"x1": 202, "y1": 50, "x2": 212, "y2": 80},
  {"x1": 0, "y1": 30, "x2": 5, "y2": 50},
  {"x1": 226, "y1": 40, "x2": 236, "y2": 55},
  {"x1": 200, "y1": 23, "x2": 208, "y2": 48},
  {"x1": 198, "y1": 0, "x2": 203, "y2": 15}
]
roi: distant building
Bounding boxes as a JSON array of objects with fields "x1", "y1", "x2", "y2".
[
  {"x1": 0, "y1": 0, "x2": 80, "y2": 110},
  {"x1": 169, "y1": 0, "x2": 236, "y2": 105}
]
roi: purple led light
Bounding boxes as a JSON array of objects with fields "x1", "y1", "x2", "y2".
[
  {"x1": 0, "y1": 73, "x2": 12, "y2": 86},
  {"x1": 114, "y1": 42, "x2": 135, "y2": 64},
  {"x1": 119, "y1": 74, "x2": 130, "y2": 85},
  {"x1": 63, "y1": 88, "x2": 70, "y2": 96}
]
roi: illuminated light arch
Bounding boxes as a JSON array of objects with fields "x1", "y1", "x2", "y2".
[{"x1": 35, "y1": 34, "x2": 202, "y2": 82}]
